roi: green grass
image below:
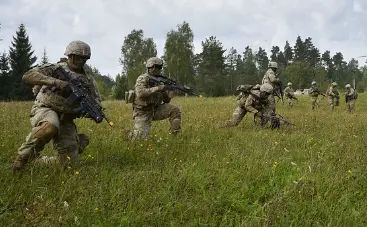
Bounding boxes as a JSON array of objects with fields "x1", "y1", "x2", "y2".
[{"x1": 1, "y1": 94, "x2": 367, "y2": 226}]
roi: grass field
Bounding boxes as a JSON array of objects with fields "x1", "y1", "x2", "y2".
[{"x1": 1, "y1": 94, "x2": 367, "y2": 226}]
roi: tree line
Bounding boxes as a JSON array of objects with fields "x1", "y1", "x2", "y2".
[
  {"x1": 1, "y1": 22, "x2": 366, "y2": 101},
  {"x1": 0, "y1": 24, "x2": 115, "y2": 101}
]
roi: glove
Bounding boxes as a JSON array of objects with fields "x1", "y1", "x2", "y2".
[
  {"x1": 53, "y1": 79, "x2": 72, "y2": 97},
  {"x1": 254, "y1": 111, "x2": 263, "y2": 119},
  {"x1": 152, "y1": 84, "x2": 165, "y2": 92},
  {"x1": 270, "y1": 118, "x2": 280, "y2": 129}
]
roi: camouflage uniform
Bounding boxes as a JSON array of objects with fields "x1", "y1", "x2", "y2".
[
  {"x1": 129, "y1": 57, "x2": 181, "y2": 140},
  {"x1": 309, "y1": 81, "x2": 322, "y2": 110},
  {"x1": 345, "y1": 84, "x2": 357, "y2": 113},
  {"x1": 262, "y1": 61, "x2": 280, "y2": 113},
  {"x1": 283, "y1": 82, "x2": 295, "y2": 108},
  {"x1": 245, "y1": 84, "x2": 273, "y2": 126},
  {"x1": 12, "y1": 40, "x2": 100, "y2": 171},
  {"x1": 219, "y1": 84, "x2": 261, "y2": 128},
  {"x1": 326, "y1": 82, "x2": 339, "y2": 111}
]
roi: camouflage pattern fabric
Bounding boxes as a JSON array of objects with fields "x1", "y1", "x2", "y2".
[
  {"x1": 129, "y1": 73, "x2": 181, "y2": 140},
  {"x1": 345, "y1": 88, "x2": 357, "y2": 113},
  {"x1": 219, "y1": 94, "x2": 249, "y2": 128},
  {"x1": 326, "y1": 86, "x2": 339, "y2": 111},
  {"x1": 283, "y1": 86, "x2": 295, "y2": 108},
  {"x1": 12, "y1": 61, "x2": 100, "y2": 170}
]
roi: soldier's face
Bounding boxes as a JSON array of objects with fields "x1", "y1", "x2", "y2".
[
  {"x1": 71, "y1": 55, "x2": 88, "y2": 69},
  {"x1": 151, "y1": 64, "x2": 163, "y2": 76}
]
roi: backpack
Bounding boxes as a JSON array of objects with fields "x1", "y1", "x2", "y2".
[{"x1": 236, "y1": 84, "x2": 260, "y2": 94}]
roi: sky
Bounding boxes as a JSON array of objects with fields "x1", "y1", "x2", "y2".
[{"x1": 1, "y1": 0, "x2": 367, "y2": 80}]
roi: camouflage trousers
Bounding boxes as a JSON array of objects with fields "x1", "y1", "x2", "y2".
[
  {"x1": 219, "y1": 106, "x2": 247, "y2": 128},
  {"x1": 286, "y1": 98, "x2": 293, "y2": 108},
  {"x1": 328, "y1": 96, "x2": 339, "y2": 111},
  {"x1": 265, "y1": 94, "x2": 276, "y2": 113},
  {"x1": 129, "y1": 103, "x2": 181, "y2": 140},
  {"x1": 311, "y1": 96, "x2": 319, "y2": 110},
  {"x1": 346, "y1": 99, "x2": 356, "y2": 113},
  {"x1": 14, "y1": 104, "x2": 89, "y2": 169}
]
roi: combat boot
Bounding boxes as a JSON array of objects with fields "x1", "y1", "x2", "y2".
[
  {"x1": 78, "y1": 134, "x2": 89, "y2": 154},
  {"x1": 11, "y1": 155, "x2": 28, "y2": 172},
  {"x1": 170, "y1": 118, "x2": 181, "y2": 135}
]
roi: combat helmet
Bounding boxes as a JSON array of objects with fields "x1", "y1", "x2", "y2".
[
  {"x1": 146, "y1": 57, "x2": 163, "y2": 68},
  {"x1": 64, "y1": 40, "x2": 91, "y2": 59}
]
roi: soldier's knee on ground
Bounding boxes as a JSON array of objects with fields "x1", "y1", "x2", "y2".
[
  {"x1": 35, "y1": 122, "x2": 58, "y2": 142},
  {"x1": 78, "y1": 134, "x2": 89, "y2": 154}
]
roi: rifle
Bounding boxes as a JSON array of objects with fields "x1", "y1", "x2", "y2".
[
  {"x1": 260, "y1": 112, "x2": 295, "y2": 129},
  {"x1": 148, "y1": 75, "x2": 201, "y2": 97},
  {"x1": 274, "y1": 81, "x2": 284, "y2": 104},
  {"x1": 52, "y1": 66, "x2": 114, "y2": 127}
]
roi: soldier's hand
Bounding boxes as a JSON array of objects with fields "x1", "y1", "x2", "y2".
[
  {"x1": 54, "y1": 79, "x2": 72, "y2": 96},
  {"x1": 54, "y1": 79, "x2": 69, "y2": 90},
  {"x1": 270, "y1": 118, "x2": 280, "y2": 129},
  {"x1": 152, "y1": 84, "x2": 165, "y2": 92},
  {"x1": 254, "y1": 112, "x2": 262, "y2": 118}
]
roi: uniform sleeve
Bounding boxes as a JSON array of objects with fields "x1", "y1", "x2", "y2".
[
  {"x1": 267, "y1": 70, "x2": 280, "y2": 84},
  {"x1": 284, "y1": 87, "x2": 290, "y2": 95},
  {"x1": 135, "y1": 75, "x2": 159, "y2": 98},
  {"x1": 22, "y1": 63, "x2": 59, "y2": 86},
  {"x1": 244, "y1": 95, "x2": 259, "y2": 114}
]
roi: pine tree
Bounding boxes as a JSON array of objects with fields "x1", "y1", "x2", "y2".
[
  {"x1": 40, "y1": 47, "x2": 49, "y2": 64},
  {"x1": 0, "y1": 52, "x2": 10, "y2": 100},
  {"x1": 8, "y1": 24, "x2": 37, "y2": 100}
]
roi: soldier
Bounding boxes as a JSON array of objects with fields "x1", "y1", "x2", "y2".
[
  {"x1": 308, "y1": 81, "x2": 324, "y2": 110},
  {"x1": 11, "y1": 40, "x2": 101, "y2": 171},
  {"x1": 244, "y1": 83, "x2": 274, "y2": 126},
  {"x1": 218, "y1": 84, "x2": 261, "y2": 128},
  {"x1": 283, "y1": 82, "x2": 296, "y2": 108},
  {"x1": 345, "y1": 84, "x2": 357, "y2": 113},
  {"x1": 128, "y1": 57, "x2": 181, "y2": 140},
  {"x1": 262, "y1": 61, "x2": 280, "y2": 114},
  {"x1": 326, "y1": 82, "x2": 340, "y2": 111}
]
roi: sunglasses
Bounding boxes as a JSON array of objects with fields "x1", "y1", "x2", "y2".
[{"x1": 154, "y1": 64, "x2": 163, "y2": 69}]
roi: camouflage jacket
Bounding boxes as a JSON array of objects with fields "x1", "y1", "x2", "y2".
[
  {"x1": 345, "y1": 88, "x2": 357, "y2": 100},
  {"x1": 309, "y1": 85, "x2": 321, "y2": 97},
  {"x1": 133, "y1": 73, "x2": 170, "y2": 108},
  {"x1": 244, "y1": 90, "x2": 267, "y2": 114},
  {"x1": 262, "y1": 69, "x2": 280, "y2": 88},
  {"x1": 326, "y1": 86, "x2": 339, "y2": 98},
  {"x1": 24, "y1": 61, "x2": 101, "y2": 114},
  {"x1": 284, "y1": 87, "x2": 295, "y2": 99}
]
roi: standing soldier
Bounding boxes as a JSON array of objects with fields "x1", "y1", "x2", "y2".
[
  {"x1": 283, "y1": 82, "x2": 297, "y2": 108},
  {"x1": 218, "y1": 84, "x2": 261, "y2": 128},
  {"x1": 262, "y1": 61, "x2": 281, "y2": 114},
  {"x1": 326, "y1": 82, "x2": 340, "y2": 111},
  {"x1": 11, "y1": 40, "x2": 101, "y2": 171},
  {"x1": 345, "y1": 84, "x2": 357, "y2": 113},
  {"x1": 308, "y1": 81, "x2": 324, "y2": 110},
  {"x1": 128, "y1": 57, "x2": 181, "y2": 140}
]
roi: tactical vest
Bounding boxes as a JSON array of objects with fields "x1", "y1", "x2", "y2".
[{"x1": 35, "y1": 62, "x2": 99, "y2": 114}]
